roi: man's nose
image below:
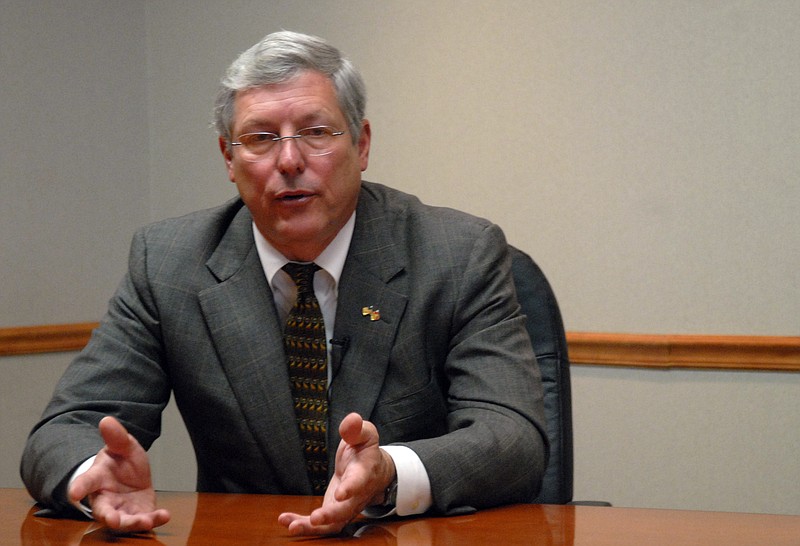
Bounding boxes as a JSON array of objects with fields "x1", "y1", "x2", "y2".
[{"x1": 276, "y1": 138, "x2": 305, "y2": 175}]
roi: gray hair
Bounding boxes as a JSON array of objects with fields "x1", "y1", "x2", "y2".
[{"x1": 214, "y1": 31, "x2": 366, "y2": 146}]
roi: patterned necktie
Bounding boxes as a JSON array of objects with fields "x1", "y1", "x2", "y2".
[{"x1": 282, "y1": 262, "x2": 328, "y2": 494}]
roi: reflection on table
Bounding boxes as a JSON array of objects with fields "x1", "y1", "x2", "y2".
[{"x1": 5, "y1": 488, "x2": 800, "y2": 545}]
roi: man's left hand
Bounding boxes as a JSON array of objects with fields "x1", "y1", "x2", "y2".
[{"x1": 278, "y1": 412, "x2": 396, "y2": 536}]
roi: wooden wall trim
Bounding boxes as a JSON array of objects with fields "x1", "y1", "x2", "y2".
[
  {"x1": 567, "y1": 331, "x2": 800, "y2": 371},
  {"x1": 0, "y1": 322, "x2": 98, "y2": 356},
  {"x1": 1, "y1": 323, "x2": 798, "y2": 371}
]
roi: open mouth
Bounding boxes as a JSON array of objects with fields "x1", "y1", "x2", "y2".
[{"x1": 277, "y1": 191, "x2": 313, "y2": 202}]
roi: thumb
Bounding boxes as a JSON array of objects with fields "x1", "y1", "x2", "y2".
[
  {"x1": 68, "y1": 417, "x2": 136, "y2": 502},
  {"x1": 98, "y1": 416, "x2": 136, "y2": 457},
  {"x1": 339, "y1": 412, "x2": 381, "y2": 449},
  {"x1": 338, "y1": 413, "x2": 366, "y2": 446}
]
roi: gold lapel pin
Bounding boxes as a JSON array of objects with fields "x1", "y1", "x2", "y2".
[{"x1": 361, "y1": 306, "x2": 381, "y2": 321}]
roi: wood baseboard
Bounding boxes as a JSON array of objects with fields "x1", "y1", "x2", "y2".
[{"x1": 1, "y1": 323, "x2": 798, "y2": 371}]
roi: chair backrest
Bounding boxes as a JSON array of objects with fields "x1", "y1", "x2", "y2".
[{"x1": 509, "y1": 246, "x2": 574, "y2": 504}]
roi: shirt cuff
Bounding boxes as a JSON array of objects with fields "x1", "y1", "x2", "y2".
[
  {"x1": 363, "y1": 445, "x2": 432, "y2": 518},
  {"x1": 67, "y1": 456, "x2": 96, "y2": 517}
]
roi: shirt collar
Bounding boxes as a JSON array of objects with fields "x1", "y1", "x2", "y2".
[{"x1": 252, "y1": 212, "x2": 355, "y2": 288}]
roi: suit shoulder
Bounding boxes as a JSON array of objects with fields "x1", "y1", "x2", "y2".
[
  {"x1": 360, "y1": 181, "x2": 494, "y2": 232},
  {"x1": 127, "y1": 197, "x2": 250, "y2": 278},
  {"x1": 355, "y1": 181, "x2": 508, "y2": 274},
  {"x1": 136, "y1": 197, "x2": 247, "y2": 245}
]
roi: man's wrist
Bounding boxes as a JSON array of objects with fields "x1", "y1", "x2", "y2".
[
  {"x1": 382, "y1": 475, "x2": 398, "y2": 507},
  {"x1": 364, "y1": 445, "x2": 432, "y2": 517},
  {"x1": 67, "y1": 456, "x2": 96, "y2": 517},
  {"x1": 378, "y1": 447, "x2": 397, "y2": 506}
]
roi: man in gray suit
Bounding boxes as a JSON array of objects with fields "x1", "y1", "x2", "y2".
[{"x1": 21, "y1": 31, "x2": 546, "y2": 536}]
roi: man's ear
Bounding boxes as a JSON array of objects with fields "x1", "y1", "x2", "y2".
[
  {"x1": 358, "y1": 119, "x2": 371, "y2": 172},
  {"x1": 219, "y1": 136, "x2": 235, "y2": 182}
]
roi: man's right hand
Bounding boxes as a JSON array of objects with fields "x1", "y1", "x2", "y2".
[{"x1": 68, "y1": 416, "x2": 171, "y2": 533}]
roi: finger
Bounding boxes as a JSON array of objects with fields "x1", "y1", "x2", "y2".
[
  {"x1": 97, "y1": 508, "x2": 171, "y2": 534},
  {"x1": 68, "y1": 470, "x2": 100, "y2": 504},
  {"x1": 87, "y1": 491, "x2": 171, "y2": 533},
  {"x1": 278, "y1": 513, "x2": 310, "y2": 535},
  {"x1": 92, "y1": 492, "x2": 171, "y2": 532},
  {"x1": 91, "y1": 499, "x2": 121, "y2": 529},
  {"x1": 116, "y1": 509, "x2": 171, "y2": 532},
  {"x1": 308, "y1": 499, "x2": 360, "y2": 527},
  {"x1": 279, "y1": 512, "x2": 345, "y2": 537},
  {"x1": 329, "y1": 464, "x2": 370, "y2": 503}
]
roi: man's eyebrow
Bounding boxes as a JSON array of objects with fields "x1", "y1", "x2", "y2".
[
  {"x1": 238, "y1": 117, "x2": 276, "y2": 132},
  {"x1": 296, "y1": 111, "x2": 335, "y2": 126},
  {"x1": 237, "y1": 110, "x2": 336, "y2": 133}
]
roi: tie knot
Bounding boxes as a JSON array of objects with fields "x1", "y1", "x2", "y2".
[{"x1": 283, "y1": 262, "x2": 320, "y2": 296}]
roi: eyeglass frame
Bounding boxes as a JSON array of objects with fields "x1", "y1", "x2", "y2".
[{"x1": 229, "y1": 125, "x2": 347, "y2": 160}]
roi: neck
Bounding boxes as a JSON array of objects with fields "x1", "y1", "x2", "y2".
[{"x1": 271, "y1": 239, "x2": 330, "y2": 263}]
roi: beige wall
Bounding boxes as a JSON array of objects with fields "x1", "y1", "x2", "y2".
[{"x1": 2, "y1": 1, "x2": 798, "y2": 514}]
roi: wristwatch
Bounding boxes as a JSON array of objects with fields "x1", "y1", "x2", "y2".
[{"x1": 382, "y1": 477, "x2": 398, "y2": 507}]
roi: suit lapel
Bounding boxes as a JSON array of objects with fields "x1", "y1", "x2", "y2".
[
  {"x1": 198, "y1": 206, "x2": 310, "y2": 493},
  {"x1": 328, "y1": 188, "x2": 408, "y2": 449}
]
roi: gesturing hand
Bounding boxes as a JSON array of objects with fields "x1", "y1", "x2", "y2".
[
  {"x1": 68, "y1": 416, "x2": 171, "y2": 533},
  {"x1": 278, "y1": 412, "x2": 396, "y2": 536}
]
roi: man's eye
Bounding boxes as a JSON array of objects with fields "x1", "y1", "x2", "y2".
[
  {"x1": 301, "y1": 127, "x2": 330, "y2": 138},
  {"x1": 248, "y1": 133, "x2": 278, "y2": 143}
]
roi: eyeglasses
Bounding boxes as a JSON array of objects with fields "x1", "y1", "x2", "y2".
[{"x1": 230, "y1": 126, "x2": 346, "y2": 161}]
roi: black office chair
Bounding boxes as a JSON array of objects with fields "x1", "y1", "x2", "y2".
[{"x1": 509, "y1": 246, "x2": 574, "y2": 505}]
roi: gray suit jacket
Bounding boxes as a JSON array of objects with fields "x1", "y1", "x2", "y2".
[{"x1": 22, "y1": 181, "x2": 546, "y2": 515}]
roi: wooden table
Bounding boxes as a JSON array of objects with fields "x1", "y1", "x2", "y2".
[{"x1": 2, "y1": 488, "x2": 799, "y2": 545}]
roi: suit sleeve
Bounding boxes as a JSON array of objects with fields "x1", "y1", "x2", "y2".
[
  {"x1": 402, "y1": 223, "x2": 548, "y2": 514},
  {"x1": 20, "y1": 227, "x2": 171, "y2": 511}
]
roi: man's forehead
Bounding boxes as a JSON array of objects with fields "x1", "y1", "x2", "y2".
[
  {"x1": 232, "y1": 72, "x2": 344, "y2": 125},
  {"x1": 236, "y1": 70, "x2": 336, "y2": 101}
]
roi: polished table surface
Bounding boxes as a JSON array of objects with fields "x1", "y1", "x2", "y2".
[{"x1": 2, "y1": 488, "x2": 799, "y2": 545}]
